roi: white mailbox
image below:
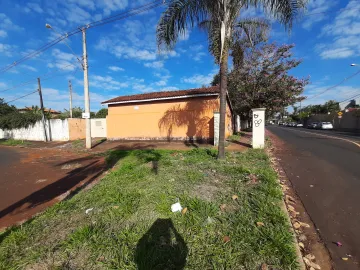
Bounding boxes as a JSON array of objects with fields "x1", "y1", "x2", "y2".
[{"x1": 252, "y1": 108, "x2": 266, "y2": 149}]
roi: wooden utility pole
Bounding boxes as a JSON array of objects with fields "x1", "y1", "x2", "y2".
[
  {"x1": 68, "y1": 80, "x2": 73, "y2": 118},
  {"x1": 37, "y1": 77, "x2": 48, "y2": 142}
]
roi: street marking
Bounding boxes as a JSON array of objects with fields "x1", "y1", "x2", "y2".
[{"x1": 285, "y1": 128, "x2": 360, "y2": 148}]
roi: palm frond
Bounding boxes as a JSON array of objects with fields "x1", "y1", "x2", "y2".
[
  {"x1": 157, "y1": 0, "x2": 209, "y2": 50},
  {"x1": 246, "y1": 0, "x2": 307, "y2": 28}
]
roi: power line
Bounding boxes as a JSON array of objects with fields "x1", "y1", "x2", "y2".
[
  {"x1": 306, "y1": 69, "x2": 360, "y2": 101},
  {"x1": 5, "y1": 90, "x2": 38, "y2": 104},
  {"x1": 338, "y1": 93, "x2": 360, "y2": 104},
  {"x1": 0, "y1": 0, "x2": 164, "y2": 75},
  {"x1": 0, "y1": 63, "x2": 77, "y2": 93}
]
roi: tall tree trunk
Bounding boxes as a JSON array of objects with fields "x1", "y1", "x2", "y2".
[{"x1": 218, "y1": 51, "x2": 228, "y2": 159}]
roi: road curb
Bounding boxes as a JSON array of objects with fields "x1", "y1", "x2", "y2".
[{"x1": 266, "y1": 145, "x2": 306, "y2": 270}]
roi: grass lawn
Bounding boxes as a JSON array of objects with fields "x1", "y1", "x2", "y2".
[
  {"x1": 0, "y1": 148, "x2": 298, "y2": 269},
  {"x1": 0, "y1": 139, "x2": 30, "y2": 146}
]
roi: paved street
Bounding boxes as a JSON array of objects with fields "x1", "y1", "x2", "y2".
[{"x1": 268, "y1": 126, "x2": 360, "y2": 270}]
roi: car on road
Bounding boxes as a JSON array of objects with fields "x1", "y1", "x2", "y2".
[
  {"x1": 318, "y1": 122, "x2": 333, "y2": 130},
  {"x1": 296, "y1": 123, "x2": 303, "y2": 127},
  {"x1": 307, "y1": 122, "x2": 318, "y2": 129}
]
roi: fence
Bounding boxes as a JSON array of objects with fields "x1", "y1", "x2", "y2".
[{"x1": 0, "y1": 118, "x2": 107, "y2": 141}]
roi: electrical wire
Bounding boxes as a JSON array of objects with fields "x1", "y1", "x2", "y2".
[
  {"x1": 5, "y1": 90, "x2": 38, "y2": 104},
  {"x1": 0, "y1": 0, "x2": 164, "y2": 75},
  {"x1": 338, "y1": 93, "x2": 360, "y2": 104},
  {"x1": 305, "y1": 69, "x2": 360, "y2": 101},
  {"x1": 0, "y1": 63, "x2": 77, "y2": 93}
]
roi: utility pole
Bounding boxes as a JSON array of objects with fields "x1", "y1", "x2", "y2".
[
  {"x1": 82, "y1": 27, "x2": 92, "y2": 149},
  {"x1": 68, "y1": 80, "x2": 73, "y2": 118},
  {"x1": 37, "y1": 78, "x2": 48, "y2": 142}
]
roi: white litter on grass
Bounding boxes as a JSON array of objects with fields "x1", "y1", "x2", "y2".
[
  {"x1": 171, "y1": 202, "x2": 182, "y2": 213},
  {"x1": 85, "y1": 208, "x2": 94, "y2": 214}
]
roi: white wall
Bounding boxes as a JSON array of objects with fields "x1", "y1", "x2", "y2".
[{"x1": 0, "y1": 119, "x2": 69, "y2": 141}]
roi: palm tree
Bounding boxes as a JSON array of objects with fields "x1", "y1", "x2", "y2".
[{"x1": 157, "y1": 0, "x2": 307, "y2": 159}]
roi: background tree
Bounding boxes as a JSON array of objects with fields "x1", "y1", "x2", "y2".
[
  {"x1": 0, "y1": 98, "x2": 16, "y2": 116},
  {"x1": 95, "y1": 108, "x2": 108, "y2": 118},
  {"x1": 157, "y1": 0, "x2": 306, "y2": 158},
  {"x1": 228, "y1": 43, "x2": 308, "y2": 119},
  {"x1": 211, "y1": 73, "x2": 220, "y2": 86}
]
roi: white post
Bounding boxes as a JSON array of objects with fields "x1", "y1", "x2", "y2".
[
  {"x1": 82, "y1": 28, "x2": 92, "y2": 149},
  {"x1": 214, "y1": 112, "x2": 220, "y2": 146},
  {"x1": 251, "y1": 108, "x2": 266, "y2": 149},
  {"x1": 236, "y1": 115, "x2": 240, "y2": 132}
]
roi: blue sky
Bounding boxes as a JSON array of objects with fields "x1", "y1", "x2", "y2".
[{"x1": 0, "y1": 0, "x2": 360, "y2": 112}]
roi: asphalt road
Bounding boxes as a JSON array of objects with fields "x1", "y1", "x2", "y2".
[{"x1": 268, "y1": 126, "x2": 360, "y2": 270}]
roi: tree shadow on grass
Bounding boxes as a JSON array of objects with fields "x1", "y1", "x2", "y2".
[
  {"x1": 135, "y1": 218, "x2": 188, "y2": 270},
  {"x1": 0, "y1": 145, "x2": 158, "y2": 231},
  {"x1": 228, "y1": 139, "x2": 252, "y2": 148}
]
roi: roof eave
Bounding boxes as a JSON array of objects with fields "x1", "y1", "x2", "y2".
[{"x1": 102, "y1": 93, "x2": 219, "y2": 105}]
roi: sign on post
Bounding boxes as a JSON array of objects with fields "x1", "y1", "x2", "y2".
[
  {"x1": 252, "y1": 108, "x2": 266, "y2": 149},
  {"x1": 82, "y1": 112, "x2": 90, "y2": 119},
  {"x1": 338, "y1": 111, "x2": 343, "y2": 116}
]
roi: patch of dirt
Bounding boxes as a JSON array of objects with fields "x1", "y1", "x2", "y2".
[
  {"x1": 267, "y1": 130, "x2": 334, "y2": 270},
  {"x1": 190, "y1": 184, "x2": 220, "y2": 202}
]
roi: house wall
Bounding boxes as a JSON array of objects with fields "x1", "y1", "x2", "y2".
[{"x1": 107, "y1": 96, "x2": 229, "y2": 141}]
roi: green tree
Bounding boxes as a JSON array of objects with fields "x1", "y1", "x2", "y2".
[
  {"x1": 157, "y1": 0, "x2": 307, "y2": 158},
  {"x1": 228, "y1": 43, "x2": 308, "y2": 119},
  {"x1": 211, "y1": 73, "x2": 220, "y2": 86},
  {"x1": 0, "y1": 98, "x2": 16, "y2": 116},
  {"x1": 95, "y1": 108, "x2": 108, "y2": 118},
  {"x1": 323, "y1": 100, "x2": 340, "y2": 113}
]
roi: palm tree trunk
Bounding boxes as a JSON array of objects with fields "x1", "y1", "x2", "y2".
[{"x1": 218, "y1": 51, "x2": 228, "y2": 159}]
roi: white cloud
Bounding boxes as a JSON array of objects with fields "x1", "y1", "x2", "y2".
[
  {"x1": 155, "y1": 80, "x2": 167, "y2": 86},
  {"x1": 0, "y1": 43, "x2": 17, "y2": 57},
  {"x1": 65, "y1": 5, "x2": 91, "y2": 24},
  {"x1": 316, "y1": 0, "x2": 360, "y2": 59},
  {"x1": 190, "y1": 45, "x2": 204, "y2": 51},
  {"x1": 68, "y1": 0, "x2": 96, "y2": 10},
  {"x1": 0, "y1": 30, "x2": 7, "y2": 38},
  {"x1": 302, "y1": 0, "x2": 335, "y2": 30},
  {"x1": 194, "y1": 52, "x2": 207, "y2": 61},
  {"x1": 144, "y1": 61, "x2": 164, "y2": 69},
  {"x1": 0, "y1": 82, "x2": 7, "y2": 88},
  {"x1": 0, "y1": 13, "x2": 23, "y2": 31},
  {"x1": 47, "y1": 48, "x2": 80, "y2": 71},
  {"x1": 182, "y1": 70, "x2": 217, "y2": 86},
  {"x1": 97, "y1": 0, "x2": 129, "y2": 16},
  {"x1": 91, "y1": 75, "x2": 129, "y2": 91},
  {"x1": 108, "y1": 66, "x2": 124, "y2": 72},
  {"x1": 320, "y1": 48, "x2": 354, "y2": 59},
  {"x1": 24, "y1": 2, "x2": 43, "y2": 13},
  {"x1": 22, "y1": 65, "x2": 37, "y2": 72}
]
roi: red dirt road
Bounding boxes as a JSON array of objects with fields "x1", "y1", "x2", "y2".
[{"x1": 0, "y1": 146, "x2": 106, "y2": 230}]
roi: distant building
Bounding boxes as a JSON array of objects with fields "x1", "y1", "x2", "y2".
[
  {"x1": 18, "y1": 107, "x2": 61, "y2": 116},
  {"x1": 340, "y1": 98, "x2": 360, "y2": 110}
]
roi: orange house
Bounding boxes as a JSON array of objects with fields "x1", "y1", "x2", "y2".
[{"x1": 102, "y1": 86, "x2": 233, "y2": 143}]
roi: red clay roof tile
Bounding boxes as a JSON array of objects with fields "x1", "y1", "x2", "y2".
[{"x1": 102, "y1": 86, "x2": 220, "y2": 104}]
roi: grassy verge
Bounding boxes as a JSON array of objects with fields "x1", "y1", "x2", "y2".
[
  {"x1": 0, "y1": 139, "x2": 30, "y2": 146},
  {"x1": 0, "y1": 148, "x2": 298, "y2": 269}
]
